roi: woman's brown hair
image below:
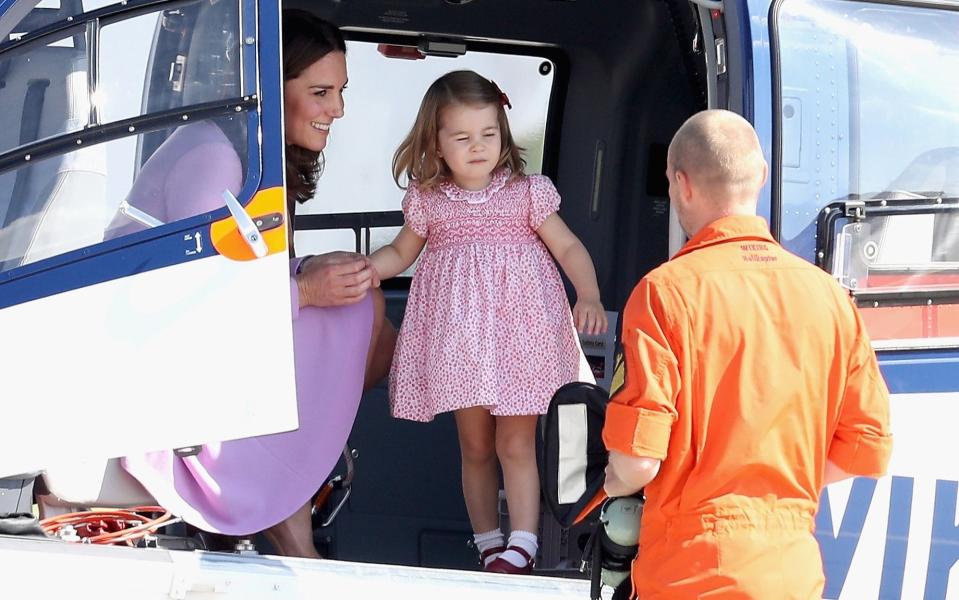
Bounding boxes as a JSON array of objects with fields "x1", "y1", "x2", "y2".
[
  {"x1": 282, "y1": 10, "x2": 346, "y2": 203},
  {"x1": 393, "y1": 70, "x2": 525, "y2": 190}
]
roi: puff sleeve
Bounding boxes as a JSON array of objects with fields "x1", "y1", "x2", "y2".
[
  {"x1": 527, "y1": 174, "x2": 561, "y2": 230},
  {"x1": 402, "y1": 184, "x2": 429, "y2": 238}
]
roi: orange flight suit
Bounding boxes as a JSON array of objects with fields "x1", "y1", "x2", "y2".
[{"x1": 603, "y1": 215, "x2": 892, "y2": 599}]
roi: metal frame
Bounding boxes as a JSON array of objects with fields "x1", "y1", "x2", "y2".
[
  {"x1": 815, "y1": 195, "x2": 959, "y2": 308},
  {"x1": 0, "y1": 97, "x2": 257, "y2": 176},
  {"x1": 0, "y1": 0, "x2": 197, "y2": 54},
  {"x1": 0, "y1": 0, "x2": 265, "y2": 288},
  {"x1": 296, "y1": 211, "x2": 405, "y2": 255}
]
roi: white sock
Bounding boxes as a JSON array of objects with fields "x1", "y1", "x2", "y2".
[
  {"x1": 500, "y1": 530, "x2": 537, "y2": 568},
  {"x1": 473, "y1": 529, "x2": 505, "y2": 567}
]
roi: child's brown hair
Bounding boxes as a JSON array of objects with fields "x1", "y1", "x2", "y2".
[{"x1": 392, "y1": 70, "x2": 525, "y2": 189}]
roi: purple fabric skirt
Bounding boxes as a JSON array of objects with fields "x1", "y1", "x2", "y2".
[{"x1": 122, "y1": 292, "x2": 373, "y2": 535}]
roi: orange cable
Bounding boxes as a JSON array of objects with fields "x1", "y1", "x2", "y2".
[{"x1": 40, "y1": 506, "x2": 173, "y2": 545}]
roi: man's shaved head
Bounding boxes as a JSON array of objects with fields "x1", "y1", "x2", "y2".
[{"x1": 667, "y1": 110, "x2": 766, "y2": 206}]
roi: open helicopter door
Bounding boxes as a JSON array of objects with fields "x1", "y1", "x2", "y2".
[
  {"x1": 0, "y1": 0, "x2": 296, "y2": 479},
  {"x1": 663, "y1": 0, "x2": 759, "y2": 254}
]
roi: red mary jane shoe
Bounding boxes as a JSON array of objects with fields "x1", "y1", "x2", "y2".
[
  {"x1": 484, "y1": 546, "x2": 535, "y2": 575},
  {"x1": 479, "y1": 544, "x2": 505, "y2": 568}
]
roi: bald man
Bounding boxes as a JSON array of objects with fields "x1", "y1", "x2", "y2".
[{"x1": 602, "y1": 110, "x2": 892, "y2": 599}]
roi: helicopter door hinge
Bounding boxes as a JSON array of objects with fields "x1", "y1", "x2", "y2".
[
  {"x1": 844, "y1": 200, "x2": 866, "y2": 221},
  {"x1": 715, "y1": 37, "x2": 727, "y2": 75}
]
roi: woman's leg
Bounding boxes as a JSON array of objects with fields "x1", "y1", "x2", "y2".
[
  {"x1": 261, "y1": 290, "x2": 392, "y2": 557},
  {"x1": 364, "y1": 288, "x2": 396, "y2": 392},
  {"x1": 261, "y1": 501, "x2": 321, "y2": 558},
  {"x1": 453, "y1": 407, "x2": 500, "y2": 533}
]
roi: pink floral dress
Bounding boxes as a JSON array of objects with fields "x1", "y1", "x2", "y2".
[{"x1": 389, "y1": 169, "x2": 588, "y2": 422}]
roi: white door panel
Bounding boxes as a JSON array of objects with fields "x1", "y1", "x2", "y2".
[{"x1": 0, "y1": 251, "x2": 297, "y2": 477}]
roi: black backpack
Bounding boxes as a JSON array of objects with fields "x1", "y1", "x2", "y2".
[
  {"x1": 536, "y1": 381, "x2": 610, "y2": 528},
  {"x1": 538, "y1": 380, "x2": 640, "y2": 600}
]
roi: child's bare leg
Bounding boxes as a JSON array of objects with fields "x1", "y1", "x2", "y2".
[
  {"x1": 364, "y1": 288, "x2": 396, "y2": 392},
  {"x1": 494, "y1": 414, "x2": 540, "y2": 570},
  {"x1": 454, "y1": 407, "x2": 499, "y2": 533},
  {"x1": 495, "y1": 415, "x2": 540, "y2": 532},
  {"x1": 261, "y1": 501, "x2": 321, "y2": 558}
]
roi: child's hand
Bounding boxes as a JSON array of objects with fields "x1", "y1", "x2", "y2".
[
  {"x1": 573, "y1": 299, "x2": 608, "y2": 336},
  {"x1": 363, "y1": 255, "x2": 382, "y2": 288},
  {"x1": 325, "y1": 251, "x2": 381, "y2": 287}
]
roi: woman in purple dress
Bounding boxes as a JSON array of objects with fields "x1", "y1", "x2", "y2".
[{"x1": 119, "y1": 11, "x2": 395, "y2": 558}]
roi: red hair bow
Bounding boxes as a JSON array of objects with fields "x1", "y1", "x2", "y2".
[{"x1": 490, "y1": 79, "x2": 512, "y2": 110}]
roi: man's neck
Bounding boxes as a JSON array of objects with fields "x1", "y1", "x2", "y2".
[{"x1": 686, "y1": 204, "x2": 757, "y2": 238}]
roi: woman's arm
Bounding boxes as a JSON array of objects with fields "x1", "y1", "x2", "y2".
[
  {"x1": 369, "y1": 226, "x2": 427, "y2": 280},
  {"x1": 537, "y1": 213, "x2": 608, "y2": 335}
]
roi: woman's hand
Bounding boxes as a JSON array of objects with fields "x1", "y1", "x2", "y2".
[
  {"x1": 296, "y1": 252, "x2": 380, "y2": 308},
  {"x1": 573, "y1": 298, "x2": 608, "y2": 336}
]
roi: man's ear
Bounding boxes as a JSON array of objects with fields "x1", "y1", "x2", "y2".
[{"x1": 675, "y1": 169, "x2": 694, "y2": 205}]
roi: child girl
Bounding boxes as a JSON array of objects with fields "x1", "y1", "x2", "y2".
[{"x1": 370, "y1": 70, "x2": 607, "y2": 575}]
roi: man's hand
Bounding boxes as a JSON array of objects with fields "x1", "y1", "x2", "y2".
[
  {"x1": 823, "y1": 459, "x2": 854, "y2": 487},
  {"x1": 604, "y1": 463, "x2": 639, "y2": 498},
  {"x1": 604, "y1": 451, "x2": 661, "y2": 497}
]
